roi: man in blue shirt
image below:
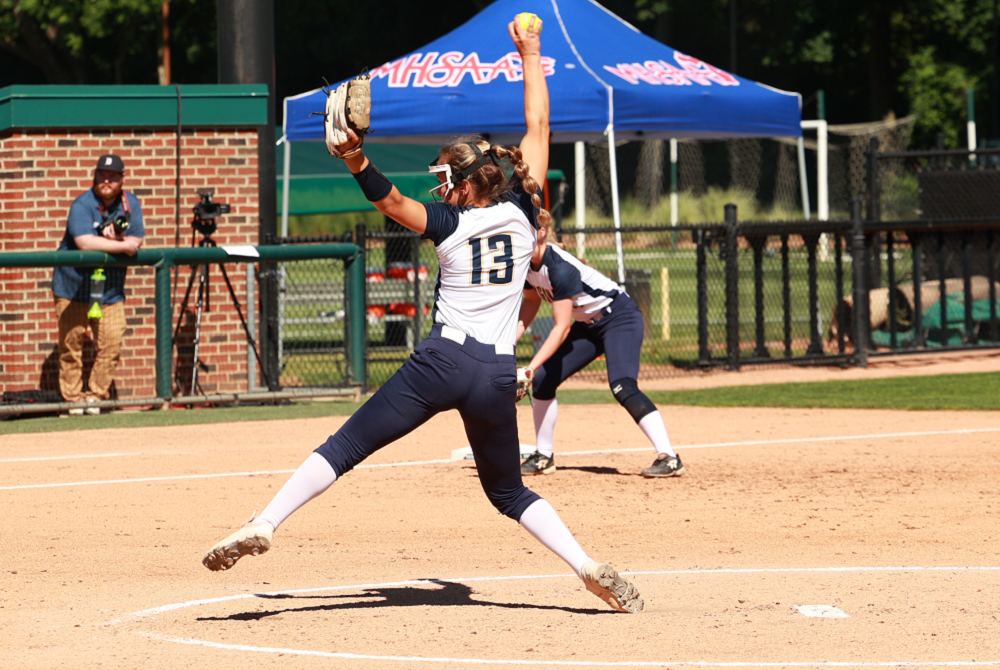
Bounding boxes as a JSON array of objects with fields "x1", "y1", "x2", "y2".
[{"x1": 53, "y1": 154, "x2": 145, "y2": 415}]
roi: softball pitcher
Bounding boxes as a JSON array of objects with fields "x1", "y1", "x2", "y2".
[
  {"x1": 516, "y1": 224, "x2": 685, "y2": 478},
  {"x1": 202, "y1": 17, "x2": 644, "y2": 614}
]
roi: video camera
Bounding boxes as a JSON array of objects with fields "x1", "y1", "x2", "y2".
[
  {"x1": 97, "y1": 213, "x2": 130, "y2": 237},
  {"x1": 192, "y1": 189, "x2": 231, "y2": 237}
]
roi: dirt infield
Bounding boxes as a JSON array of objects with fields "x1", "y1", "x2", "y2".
[{"x1": 2, "y1": 402, "x2": 999, "y2": 669}]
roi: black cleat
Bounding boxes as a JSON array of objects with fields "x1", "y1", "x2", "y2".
[
  {"x1": 641, "y1": 453, "x2": 685, "y2": 478},
  {"x1": 520, "y1": 451, "x2": 556, "y2": 475}
]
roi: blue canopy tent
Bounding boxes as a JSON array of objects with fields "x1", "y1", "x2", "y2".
[{"x1": 282, "y1": 0, "x2": 802, "y2": 278}]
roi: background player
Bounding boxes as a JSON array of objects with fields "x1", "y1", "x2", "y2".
[
  {"x1": 516, "y1": 224, "x2": 685, "y2": 478},
  {"x1": 202, "y1": 16, "x2": 645, "y2": 614}
]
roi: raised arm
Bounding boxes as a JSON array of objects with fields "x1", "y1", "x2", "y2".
[
  {"x1": 508, "y1": 17, "x2": 549, "y2": 188},
  {"x1": 337, "y1": 138, "x2": 429, "y2": 234}
]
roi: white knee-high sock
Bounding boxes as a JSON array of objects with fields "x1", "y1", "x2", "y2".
[
  {"x1": 639, "y1": 411, "x2": 676, "y2": 457},
  {"x1": 256, "y1": 452, "x2": 337, "y2": 531},
  {"x1": 518, "y1": 499, "x2": 592, "y2": 577},
  {"x1": 532, "y1": 398, "x2": 558, "y2": 457}
]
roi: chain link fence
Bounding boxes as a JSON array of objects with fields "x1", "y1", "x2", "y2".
[
  {"x1": 550, "y1": 218, "x2": 855, "y2": 382},
  {"x1": 275, "y1": 256, "x2": 353, "y2": 389},
  {"x1": 266, "y1": 140, "x2": 1000, "y2": 391},
  {"x1": 575, "y1": 120, "x2": 917, "y2": 226},
  {"x1": 848, "y1": 144, "x2": 1000, "y2": 356}
]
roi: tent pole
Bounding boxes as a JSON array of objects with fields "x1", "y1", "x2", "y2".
[
  {"x1": 575, "y1": 141, "x2": 587, "y2": 259},
  {"x1": 801, "y1": 120, "x2": 829, "y2": 221},
  {"x1": 669, "y1": 138, "x2": 678, "y2": 226},
  {"x1": 817, "y1": 120, "x2": 828, "y2": 221},
  {"x1": 280, "y1": 137, "x2": 291, "y2": 238},
  {"x1": 797, "y1": 136, "x2": 810, "y2": 221},
  {"x1": 607, "y1": 128, "x2": 625, "y2": 283}
]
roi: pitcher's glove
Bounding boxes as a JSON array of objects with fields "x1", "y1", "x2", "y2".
[
  {"x1": 323, "y1": 72, "x2": 372, "y2": 159},
  {"x1": 516, "y1": 366, "x2": 533, "y2": 402}
]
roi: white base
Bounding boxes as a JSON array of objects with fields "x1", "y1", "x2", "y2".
[
  {"x1": 450, "y1": 445, "x2": 536, "y2": 461},
  {"x1": 795, "y1": 605, "x2": 849, "y2": 618}
]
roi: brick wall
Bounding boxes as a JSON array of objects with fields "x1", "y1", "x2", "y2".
[{"x1": 0, "y1": 127, "x2": 261, "y2": 401}]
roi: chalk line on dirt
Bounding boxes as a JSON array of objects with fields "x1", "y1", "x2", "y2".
[
  {"x1": 5, "y1": 426, "x2": 1000, "y2": 491},
  {"x1": 119, "y1": 566, "x2": 1000, "y2": 667}
]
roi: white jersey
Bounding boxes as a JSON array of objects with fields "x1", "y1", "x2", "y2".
[
  {"x1": 525, "y1": 244, "x2": 623, "y2": 322},
  {"x1": 422, "y1": 190, "x2": 539, "y2": 346}
]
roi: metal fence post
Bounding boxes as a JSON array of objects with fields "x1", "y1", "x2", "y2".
[
  {"x1": 938, "y1": 232, "x2": 947, "y2": 340},
  {"x1": 259, "y1": 235, "x2": 281, "y2": 391},
  {"x1": 155, "y1": 259, "x2": 173, "y2": 401},
  {"x1": 354, "y1": 222, "x2": 368, "y2": 394},
  {"x1": 834, "y1": 233, "x2": 846, "y2": 354},
  {"x1": 850, "y1": 199, "x2": 869, "y2": 367},
  {"x1": 962, "y1": 233, "x2": 975, "y2": 342},
  {"x1": 696, "y1": 228, "x2": 710, "y2": 365},
  {"x1": 750, "y1": 235, "x2": 769, "y2": 358},
  {"x1": 345, "y1": 244, "x2": 367, "y2": 392},
  {"x1": 911, "y1": 233, "x2": 925, "y2": 348},
  {"x1": 724, "y1": 204, "x2": 740, "y2": 370},
  {"x1": 865, "y1": 137, "x2": 882, "y2": 290},
  {"x1": 989, "y1": 229, "x2": 998, "y2": 342},
  {"x1": 805, "y1": 233, "x2": 824, "y2": 354},
  {"x1": 886, "y1": 231, "x2": 897, "y2": 349},
  {"x1": 782, "y1": 234, "x2": 791, "y2": 357}
]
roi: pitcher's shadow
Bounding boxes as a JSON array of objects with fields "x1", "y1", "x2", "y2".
[
  {"x1": 196, "y1": 579, "x2": 615, "y2": 621},
  {"x1": 557, "y1": 466, "x2": 623, "y2": 475},
  {"x1": 461, "y1": 465, "x2": 624, "y2": 476}
]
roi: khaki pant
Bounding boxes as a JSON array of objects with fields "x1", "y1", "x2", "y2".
[{"x1": 55, "y1": 297, "x2": 125, "y2": 403}]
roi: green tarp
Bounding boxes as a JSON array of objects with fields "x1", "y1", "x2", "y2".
[{"x1": 871, "y1": 292, "x2": 1000, "y2": 347}]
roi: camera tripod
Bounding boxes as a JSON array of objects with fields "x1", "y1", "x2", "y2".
[{"x1": 172, "y1": 222, "x2": 271, "y2": 397}]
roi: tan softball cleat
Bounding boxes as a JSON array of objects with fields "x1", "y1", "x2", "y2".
[
  {"x1": 202, "y1": 511, "x2": 274, "y2": 571},
  {"x1": 581, "y1": 561, "x2": 645, "y2": 613}
]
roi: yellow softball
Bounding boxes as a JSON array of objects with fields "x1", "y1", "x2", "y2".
[{"x1": 517, "y1": 12, "x2": 543, "y2": 34}]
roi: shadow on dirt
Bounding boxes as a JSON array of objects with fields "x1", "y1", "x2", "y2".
[{"x1": 196, "y1": 580, "x2": 617, "y2": 620}]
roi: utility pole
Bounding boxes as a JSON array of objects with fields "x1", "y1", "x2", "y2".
[
  {"x1": 217, "y1": 0, "x2": 279, "y2": 389},
  {"x1": 158, "y1": 0, "x2": 170, "y2": 85}
]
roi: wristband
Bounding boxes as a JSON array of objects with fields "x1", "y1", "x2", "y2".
[{"x1": 352, "y1": 162, "x2": 394, "y2": 202}]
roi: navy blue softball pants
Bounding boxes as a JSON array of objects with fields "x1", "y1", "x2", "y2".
[
  {"x1": 316, "y1": 324, "x2": 541, "y2": 521},
  {"x1": 532, "y1": 293, "x2": 644, "y2": 400}
]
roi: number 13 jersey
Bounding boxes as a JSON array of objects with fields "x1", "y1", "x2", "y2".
[{"x1": 422, "y1": 189, "x2": 539, "y2": 347}]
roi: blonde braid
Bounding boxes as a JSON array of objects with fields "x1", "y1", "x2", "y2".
[{"x1": 491, "y1": 144, "x2": 553, "y2": 228}]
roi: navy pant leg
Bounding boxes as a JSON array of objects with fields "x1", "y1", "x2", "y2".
[
  {"x1": 596, "y1": 298, "x2": 645, "y2": 383},
  {"x1": 316, "y1": 344, "x2": 456, "y2": 476},
  {"x1": 532, "y1": 322, "x2": 602, "y2": 400},
  {"x1": 316, "y1": 334, "x2": 540, "y2": 520},
  {"x1": 458, "y1": 356, "x2": 540, "y2": 521}
]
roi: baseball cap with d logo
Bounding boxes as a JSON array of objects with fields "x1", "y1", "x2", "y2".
[{"x1": 95, "y1": 154, "x2": 125, "y2": 173}]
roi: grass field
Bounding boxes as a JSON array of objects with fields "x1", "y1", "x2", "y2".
[{"x1": 4, "y1": 371, "x2": 997, "y2": 436}]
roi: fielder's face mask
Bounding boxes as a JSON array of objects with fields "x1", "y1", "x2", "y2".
[{"x1": 428, "y1": 142, "x2": 497, "y2": 200}]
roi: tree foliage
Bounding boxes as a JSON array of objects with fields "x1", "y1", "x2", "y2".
[{"x1": 0, "y1": 0, "x2": 216, "y2": 85}]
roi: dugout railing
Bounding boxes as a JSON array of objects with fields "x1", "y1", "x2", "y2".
[{"x1": 0, "y1": 243, "x2": 366, "y2": 416}]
